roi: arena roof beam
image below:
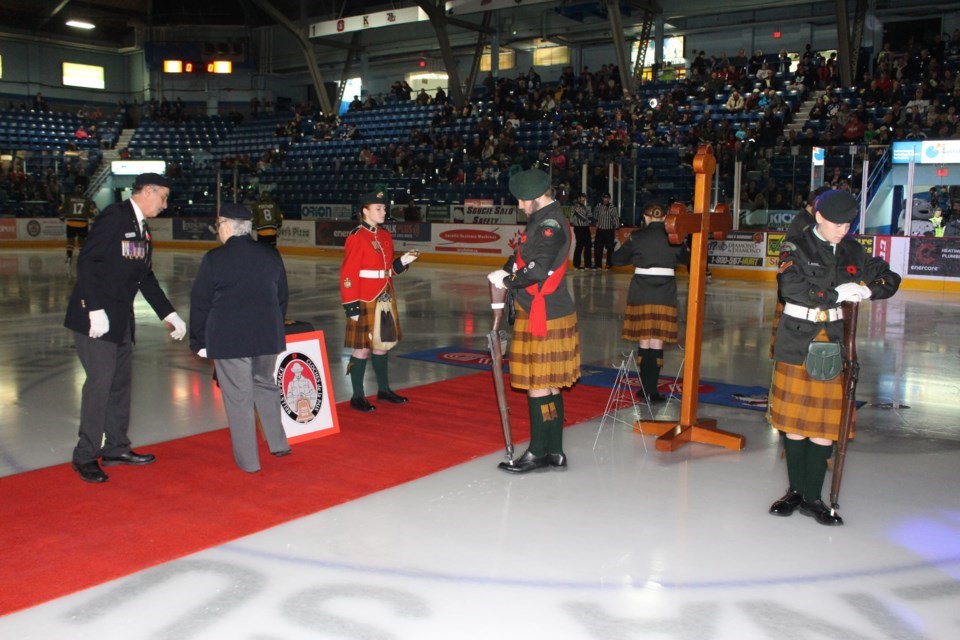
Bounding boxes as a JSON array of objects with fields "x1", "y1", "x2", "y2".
[
  {"x1": 250, "y1": 0, "x2": 334, "y2": 115},
  {"x1": 417, "y1": 0, "x2": 465, "y2": 107},
  {"x1": 605, "y1": 0, "x2": 635, "y2": 94}
]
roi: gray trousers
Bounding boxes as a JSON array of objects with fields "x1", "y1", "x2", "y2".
[
  {"x1": 72, "y1": 329, "x2": 134, "y2": 464},
  {"x1": 214, "y1": 354, "x2": 289, "y2": 472}
]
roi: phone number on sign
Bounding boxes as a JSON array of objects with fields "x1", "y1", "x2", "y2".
[{"x1": 708, "y1": 256, "x2": 764, "y2": 267}]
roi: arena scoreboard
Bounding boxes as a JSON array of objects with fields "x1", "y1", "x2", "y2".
[{"x1": 163, "y1": 60, "x2": 233, "y2": 74}]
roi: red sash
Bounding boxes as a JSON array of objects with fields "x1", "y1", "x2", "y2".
[{"x1": 514, "y1": 252, "x2": 568, "y2": 338}]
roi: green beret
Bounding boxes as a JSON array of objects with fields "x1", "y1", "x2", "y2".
[
  {"x1": 815, "y1": 190, "x2": 857, "y2": 224},
  {"x1": 360, "y1": 190, "x2": 389, "y2": 208},
  {"x1": 509, "y1": 169, "x2": 551, "y2": 200}
]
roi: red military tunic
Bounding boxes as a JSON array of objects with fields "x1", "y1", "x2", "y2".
[
  {"x1": 340, "y1": 222, "x2": 408, "y2": 349},
  {"x1": 340, "y1": 222, "x2": 396, "y2": 310}
]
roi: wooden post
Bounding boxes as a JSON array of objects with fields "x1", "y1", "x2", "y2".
[{"x1": 634, "y1": 145, "x2": 745, "y2": 452}]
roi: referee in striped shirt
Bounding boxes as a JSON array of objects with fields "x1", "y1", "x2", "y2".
[{"x1": 593, "y1": 192, "x2": 619, "y2": 270}]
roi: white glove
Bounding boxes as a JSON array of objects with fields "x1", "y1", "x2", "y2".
[
  {"x1": 349, "y1": 315, "x2": 360, "y2": 322},
  {"x1": 400, "y1": 251, "x2": 419, "y2": 266},
  {"x1": 88, "y1": 309, "x2": 109, "y2": 339},
  {"x1": 164, "y1": 312, "x2": 187, "y2": 341},
  {"x1": 197, "y1": 348, "x2": 208, "y2": 358},
  {"x1": 487, "y1": 269, "x2": 509, "y2": 290},
  {"x1": 835, "y1": 282, "x2": 870, "y2": 303}
]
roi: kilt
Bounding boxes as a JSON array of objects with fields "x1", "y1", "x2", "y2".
[
  {"x1": 622, "y1": 303, "x2": 678, "y2": 343},
  {"x1": 508, "y1": 305, "x2": 580, "y2": 391},
  {"x1": 768, "y1": 331, "x2": 854, "y2": 440},
  {"x1": 344, "y1": 288, "x2": 402, "y2": 350}
]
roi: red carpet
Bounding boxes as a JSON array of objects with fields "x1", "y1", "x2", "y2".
[{"x1": 0, "y1": 372, "x2": 609, "y2": 615}]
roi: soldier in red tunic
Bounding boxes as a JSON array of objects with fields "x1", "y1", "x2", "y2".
[{"x1": 340, "y1": 191, "x2": 419, "y2": 412}]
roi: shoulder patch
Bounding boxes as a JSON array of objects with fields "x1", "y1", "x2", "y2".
[
  {"x1": 781, "y1": 240, "x2": 797, "y2": 253},
  {"x1": 539, "y1": 218, "x2": 561, "y2": 230}
]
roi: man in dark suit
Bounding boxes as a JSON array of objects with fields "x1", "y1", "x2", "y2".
[
  {"x1": 189, "y1": 203, "x2": 291, "y2": 472},
  {"x1": 63, "y1": 172, "x2": 186, "y2": 483}
]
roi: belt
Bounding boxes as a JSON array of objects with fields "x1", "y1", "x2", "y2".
[
  {"x1": 783, "y1": 302, "x2": 843, "y2": 322},
  {"x1": 634, "y1": 267, "x2": 675, "y2": 276},
  {"x1": 359, "y1": 269, "x2": 389, "y2": 278}
]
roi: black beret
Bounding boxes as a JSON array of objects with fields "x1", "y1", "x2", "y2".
[
  {"x1": 509, "y1": 169, "x2": 551, "y2": 200},
  {"x1": 815, "y1": 190, "x2": 858, "y2": 224},
  {"x1": 133, "y1": 172, "x2": 170, "y2": 190},
  {"x1": 219, "y1": 203, "x2": 252, "y2": 220}
]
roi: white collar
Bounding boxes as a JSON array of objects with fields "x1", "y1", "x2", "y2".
[{"x1": 130, "y1": 198, "x2": 146, "y2": 230}]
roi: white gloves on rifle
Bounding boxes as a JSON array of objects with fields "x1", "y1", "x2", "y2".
[
  {"x1": 487, "y1": 269, "x2": 509, "y2": 290},
  {"x1": 88, "y1": 309, "x2": 109, "y2": 339},
  {"x1": 164, "y1": 312, "x2": 187, "y2": 340},
  {"x1": 196, "y1": 348, "x2": 208, "y2": 358},
  {"x1": 400, "y1": 251, "x2": 419, "y2": 266},
  {"x1": 349, "y1": 315, "x2": 360, "y2": 322},
  {"x1": 835, "y1": 282, "x2": 872, "y2": 303}
]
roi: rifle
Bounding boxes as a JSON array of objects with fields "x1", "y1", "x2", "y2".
[
  {"x1": 830, "y1": 300, "x2": 860, "y2": 515},
  {"x1": 488, "y1": 282, "x2": 514, "y2": 463}
]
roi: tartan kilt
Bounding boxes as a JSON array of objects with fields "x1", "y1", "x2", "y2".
[
  {"x1": 622, "y1": 304, "x2": 678, "y2": 343},
  {"x1": 508, "y1": 305, "x2": 581, "y2": 391},
  {"x1": 768, "y1": 331, "x2": 854, "y2": 440},
  {"x1": 344, "y1": 293, "x2": 402, "y2": 350}
]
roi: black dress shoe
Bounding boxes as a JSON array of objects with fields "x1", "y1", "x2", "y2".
[
  {"x1": 101, "y1": 450, "x2": 156, "y2": 466},
  {"x1": 635, "y1": 392, "x2": 666, "y2": 404},
  {"x1": 768, "y1": 489, "x2": 803, "y2": 516},
  {"x1": 270, "y1": 449, "x2": 292, "y2": 457},
  {"x1": 350, "y1": 397, "x2": 376, "y2": 412},
  {"x1": 497, "y1": 450, "x2": 550, "y2": 474},
  {"x1": 548, "y1": 453, "x2": 568, "y2": 470},
  {"x1": 377, "y1": 389, "x2": 409, "y2": 404},
  {"x1": 72, "y1": 461, "x2": 108, "y2": 483},
  {"x1": 798, "y1": 499, "x2": 844, "y2": 526}
]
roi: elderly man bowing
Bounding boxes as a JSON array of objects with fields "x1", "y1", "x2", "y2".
[{"x1": 190, "y1": 203, "x2": 291, "y2": 473}]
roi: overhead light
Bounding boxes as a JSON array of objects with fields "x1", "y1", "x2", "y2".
[{"x1": 66, "y1": 20, "x2": 96, "y2": 30}]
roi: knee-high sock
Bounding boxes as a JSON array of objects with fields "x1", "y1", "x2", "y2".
[
  {"x1": 783, "y1": 436, "x2": 807, "y2": 493},
  {"x1": 348, "y1": 356, "x2": 367, "y2": 400},
  {"x1": 637, "y1": 348, "x2": 658, "y2": 398},
  {"x1": 803, "y1": 441, "x2": 833, "y2": 502},
  {"x1": 649, "y1": 348, "x2": 664, "y2": 395},
  {"x1": 545, "y1": 392, "x2": 565, "y2": 454},
  {"x1": 371, "y1": 353, "x2": 390, "y2": 392},
  {"x1": 527, "y1": 396, "x2": 558, "y2": 457},
  {"x1": 636, "y1": 348, "x2": 651, "y2": 396}
]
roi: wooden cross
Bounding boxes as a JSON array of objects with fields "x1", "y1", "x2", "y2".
[{"x1": 634, "y1": 144, "x2": 745, "y2": 452}]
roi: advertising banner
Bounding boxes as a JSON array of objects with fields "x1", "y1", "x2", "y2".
[
  {"x1": 300, "y1": 203, "x2": 353, "y2": 220},
  {"x1": 383, "y1": 221, "x2": 433, "y2": 252},
  {"x1": 275, "y1": 330, "x2": 340, "y2": 443},
  {"x1": 315, "y1": 220, "x2": 358, "y2": 247},
  {"x1": 171, "y1": 218, "x2": 217, "y2": 241},
  {"x1": 708, "y1": 231, "x2": 766, "y2": 267},
  {"x1": 147, "y1": 217, "x2": 172, "y2": 242},
  {"x1": 17, "y1": 218, "x2": 63, "y2": 241},
  {"x1": 431, "y1": 224, "x2": 521, "y2": 256},
  {"x1": 0, "y1": 219, "x2": 17, "y2": 240},
  {"x1": 426, "y1": 205, "x2": 451, "y2": 223},
  {"x1": 451, "y1": 203, "x2": 518, "y2": 225},
  {"x1": 908, "y1": 236, "x2": 960, "y2": 278},
  {"x1": 277, "y1": 220, "x2": 315, "y2": 247}
]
